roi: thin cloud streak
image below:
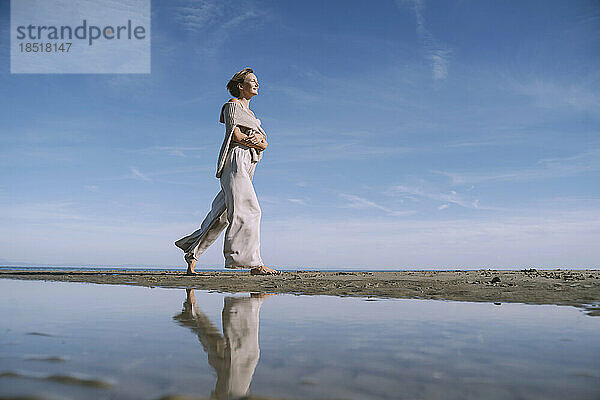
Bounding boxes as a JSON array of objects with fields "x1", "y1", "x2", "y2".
[
  {"x1": 98, "y1": 165, "x2": 213, "y2": 184},
  {"x1": 150, "y1": 146, "x2": 208, "y2": 157},
  {"x1": 265, "y1": 133, "x2": 414, "y2": 164},
  {"x1": 287, "y1": 198, "x2": 307, "y2": 205},
  {"x1": 0, "y1": 201, "x2": 88, "y2": 222},
  {"x1": 391, "y1": 185, "x2": 498, "y2": 210},
  {"x1": 340, "y1": 193, "x2": 416, "y2": 216},
  {"x1": 171, "y1": 0, "x2": 265, "y2": 59},
  {"x1": 399, "y1": 0, "x2": 452, "y2": 81},
  {"x1": 130, "y1": 167, "x2": 151, "y2": 182},
  {"x1": 436, "y1": 149, "x2": 600, "y2": 185},
  {"x1": 174, "y1": 2, "x2": 223, "y2": 32},
  {"x1": 442, "y1": 135, "x2": 525, "y2": 148},
  {"x1": 507, "y1": 77, "x2": 600, "y2": 111}
]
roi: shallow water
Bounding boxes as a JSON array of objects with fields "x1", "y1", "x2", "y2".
[{"x1": 0, "y1": 280, "x2": 599, "y2": 400}]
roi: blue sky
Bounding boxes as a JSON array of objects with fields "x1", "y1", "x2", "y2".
[{"x1": 1, "y1": 0, "x2": 599, "y2": 269}]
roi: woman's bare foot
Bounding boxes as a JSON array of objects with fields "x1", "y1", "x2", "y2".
[
  {"x1": 250, "y1": 292, "x2": 277, "y2": 299},
  {"x1": 250, "y1": 265, "x2": 281, "y2": 275},
  {"x1": 185, "y1": 254, "x2": 198, "y2": 275}
]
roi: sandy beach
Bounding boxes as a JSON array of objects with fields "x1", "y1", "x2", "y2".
[{"x1": 2, "y1": 269, "x2": 599, "y2": 315}]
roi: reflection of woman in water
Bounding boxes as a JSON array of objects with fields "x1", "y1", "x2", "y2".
[
  {"x1": 174, "y1": 289, "x2": 270, "y2": 399},
  {"x1": 175, "y1": 68, "x2": 280, "y2": 276}
]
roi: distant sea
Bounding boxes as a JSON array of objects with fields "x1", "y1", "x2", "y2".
[
  {"x1": 0, "y1": 264, "x2": 594, "y2": 272},
  {"x1": 0, "y1": 264, "x2": 403, "y2": 272}
]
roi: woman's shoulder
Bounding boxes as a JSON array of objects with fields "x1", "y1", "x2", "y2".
[
  {"x1": 221, "y1": 99, "x2": 240, "y2": 111},
  {"x1": 222, "y1": 98, "x2": 243, "y2": 112},
  {"x1": 224, "y1": 98, "x2": 255, "y2": 115}
]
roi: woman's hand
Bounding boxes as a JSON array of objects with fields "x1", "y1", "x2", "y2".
[
  {"x1": 248, "y1": 131, "x2": 268, "y2": 151},
  {"x1": 232, "y1": 126, "x2": 268, "y2": 151}
]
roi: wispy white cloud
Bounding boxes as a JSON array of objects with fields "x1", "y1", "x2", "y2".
[
  {"x1": 398, "y1": 0, "x2": 452, "y2": 81},
  {"x1": 151, "y1": 146, "x2": 207, "y2": 157},
  {"x1": 174, "y1": 1, "x2": 223, "y2": 32},
  {"x1": 262, "y1": 208, "x2": 600, "y2": 268},
  {"x1": 2, "y1": 198, "x2": 599, "y2": 267},
  {"x1": 0, "y1": 201, "x2": 203, "y2": 266},
  {"x1": 266, "y1": 133, "x2": 413, "y2": 163},
  {"x1": 538, "y1": 149, "x2": 600, "y2": 170},
  {"x1": 436, "y1": 148, "x2": 600, "y2": 185},
  {"x1": 537, "y1": 196, "x2": 600, "y2": 207},
  {"x1": 340, "y1": 193, "x2": 416, "y2": 216},
  {"x1": 263, "y1": 62, "x2": 419, "y2": 111},
  {"x1": 507, "y1": 78, "x2": 600, "y2": 111},
  {"x1": 442, "y1": 135, "x2": 525, "y2": 148},
  {"x1": 391, "y1": 185, "x2": 495, "y2": 210},
  {"x1": 268, "y1": 85, "x2": 322, "y2": 105},
  {"x1": 130, "y1": 167, "x2": 151, "y2": 182},
  {"x1": 0, "y1": 201, "x2": 88, "y2": 222},
  {"x1": 287, "y1": 198, "x2": 306, "y2": 206},
  {"x1": 104, "y1": 164, "x2": 213, "y2": 184},
  {"x1": 171, "y1": 0, "x2": 265, "y2": 58},
  {"x1": 103, "y1": 75, "x2": 157, "y2": 97}
]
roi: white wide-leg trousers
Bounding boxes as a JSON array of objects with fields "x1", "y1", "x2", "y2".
[{"x1": 175, "y1": 145, "x2": 263, "y2": 268}]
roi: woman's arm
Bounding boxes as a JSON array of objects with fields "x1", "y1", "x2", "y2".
[{"x1": 232, "y1": 126, "x2": 268, "y2": 151}]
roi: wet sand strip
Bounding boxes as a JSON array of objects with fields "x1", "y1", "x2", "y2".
[{"x1": 1, "y1": 269, "x2": 599, "y2": 314}]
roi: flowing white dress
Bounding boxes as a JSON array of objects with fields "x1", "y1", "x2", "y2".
[{"x1": 175, "y1": 101, "x2": 265, "y2": 268}]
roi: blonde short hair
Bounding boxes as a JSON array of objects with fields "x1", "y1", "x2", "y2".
[{"x1": 226, "y1": 67, "x2": 254, "y2": 97}]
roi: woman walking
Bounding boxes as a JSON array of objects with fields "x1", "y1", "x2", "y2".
[{"x1": 175, "y1": 68, "x2": 279, "y2": 276}]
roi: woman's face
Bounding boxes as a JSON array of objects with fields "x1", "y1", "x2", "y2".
[{"x1": 239, "y1": 73, "x2": 259, "y2": 98}]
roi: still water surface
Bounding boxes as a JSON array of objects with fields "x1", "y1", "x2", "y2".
[{"x1": 0, "y1": 279, "x2": 599, "y2": 399}]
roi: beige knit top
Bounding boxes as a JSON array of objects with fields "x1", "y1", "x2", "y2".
[{"x1": 216, "y1": 101, "x2": 267, "y2": 178}]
